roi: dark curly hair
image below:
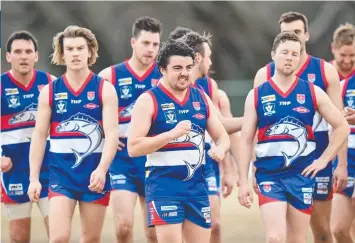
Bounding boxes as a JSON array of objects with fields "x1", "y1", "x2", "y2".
[{"x1": 157, "y1": 39, "x2": 195, "y2": 69}]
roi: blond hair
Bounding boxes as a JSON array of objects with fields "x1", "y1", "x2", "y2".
[
  {"x1": 333, "y1": 23, "x2": 355, "y2": 48},
  {"x1": 51, "y1": 25, "x2": 99, "y2": 66}
]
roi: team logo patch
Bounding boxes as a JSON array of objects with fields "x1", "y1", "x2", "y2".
[
  {"x1": 293, "y1": 106, "x2": 310, "y2": 113},
  {"x1": 260, "y1": 181, "x2": 274, "y2": 193},
  {"x1": 87, "y1": 91, "x2": 95, "y2": 101},
  {"x1": 261, "y1": 94, "x2": 276, "y2": 103},
  {"x1": 120, "y1": 86, "x2": 132, "y2": 99},
  {"x1": 164, "y1": 110, "x2": 177, "y2": 124},
  {"x1": 56, "y1": 100, "x2": 67, "y2": 114},
  {"x1": 37, "y1": 85, "x2": 45, "y2": 92},
  {"x1": 307, "y1": 74, "x2": 316, "y2": 82},
  {"x1": 193, "y1": 113, "x2": 205, "y2": 119},
  {"x1": 193, "y1": 102, "x2": 200, "y2": 111},
  {"x1": 263, "y1": 102, "x2": 275, "y2": 116},
  {"x1": 347, "y1": 97, "x2": 354, "y2": 108},
  {"x1": 7, "y1": 95, "x2": 20, "y2": 108},
  {"x1": 84, "y1": 103, "x2": 99, "y2": 110},
  {"x1": 297, "y1": 94, "x2": 305, "y2": 104},
  {"x1": 151, "y1": 79, "x2": 159, "y2": 86}
]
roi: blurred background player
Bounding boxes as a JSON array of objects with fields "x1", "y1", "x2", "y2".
[
  {"x1": 1, "y1": 30, "x2": 56, "y2": 243},
  {"x1": 99, "y1": 16, "x2": 162, "y2": 243},
  {"x1": 330, "y1": 23, "x2": 355, "y2": 80},
  {"x1": 128, "y1": 39, "x2": 230, "y2": 243},
  {"x1": 27, "y1": 25, "x2": 119, "y2": 243},
  {"x1": 331, "y1": 75, "x2": 355, "y2": 243},
  {"x1": 238, "y1": 31, "x2": 349, "y2": 243},
  {"x1": 253, "y1": 12, "x2": 348, "y2": 243}
]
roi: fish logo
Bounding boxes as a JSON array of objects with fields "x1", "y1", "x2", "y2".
[
  {"x1": 56, "y1": 113, "x2": 103, "y2": 168},
  {"x1": 169, "y1": 123, "x2": 205, "y2": 181},
  {"x1": 120, "y1": 102, "x2": 135, "y2": 118},
  {"x1": 9, "y1": 103, "x2": 37, "y2": 125},
  {"x1": 265, "y1": 116, "x2": 308, "y2": 167}
]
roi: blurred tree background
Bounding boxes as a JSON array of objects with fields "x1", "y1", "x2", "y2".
[{"x1": 2, "y1": 1, "x2": 355, "y2": 115}]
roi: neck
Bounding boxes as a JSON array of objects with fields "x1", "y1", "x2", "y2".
[
  {"x1": 272, "y1": 71, "x2": 297, "y2": 91},
  {"x1": 128, "y1": 55, "x2": 152, "y2": 73},
  {"x1": 10, "y1": 69, "x2": 34, "y2": 86},
  {"x1": 161, "y1": 78, "x2": 188, "y2": 101},
  {"x1": 190, "y1": 67, "x2": 202, "y2": 85},
  {"x1": 65, "y1": 67, "x2": 91, "y2": 84}
]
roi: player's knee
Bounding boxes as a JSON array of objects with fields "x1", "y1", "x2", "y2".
[
  {"x1": 145, "y1": 227, "x2": 158, "y2": 243},
  {"x1": 211, "y1": 219, "x2": 221, "y2": 234},
  {"x1": 49, "y1": 234, "x2": 70, "y2": 243},
  {"x1": 9, "y1": 228, "x2": 30, "y2": 243},
  {"x1": 312, "y1": 223, "x2": 332, "y2": 241},
  {"x1": 332, "y1": 225, "x2": 350, "y2": 240},
  {"x1": 266, "y1": 232, "x2": 286, "y2": 243},
  {"x1": 80, "y1": 234, "x2": 101, "y2": 243},
  {"x1": 116, "y1": 220, "x2": 133, "y2": 239}
]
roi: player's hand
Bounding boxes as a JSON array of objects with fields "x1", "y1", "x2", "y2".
[
  {"x1": 1, "y1": 156, "x2": 13, "y2": 172},
  {"x1": 27, "y1": 180, "x2": 42, "y2": 202},
  {"x1": 221, "y1": 172, "x2": 235, "y2": 198},
  {"x1": 238, "y1": 183, "x2": 253, "y2": 209},
  {"x1": 301, "y1": 159, "x2": 329, "y2": 179},
  {"x1": 208, "y1": 145, "x2": 225, "y2": 163},
  {"x1": 170, "y1": 120, "x2": 191, "y2": 139},
  {"x1": 344, "y1": 107, "x2": 355, "y2": 125},
  {"x1": 117, "y1": 138, "x2": 125, "y2": 151},
  {"x1": 333, "y1": 164, "x2": 348, "y2": 192},
  {"x1": 89, "y1": 168, "x2": 107, "y2": 193}
]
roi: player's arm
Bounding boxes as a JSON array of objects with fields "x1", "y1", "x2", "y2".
[
  {"x1": 204, "y1": 94, "x2": 230, "y2": 162},
  {"x1": 253, "y1": 66, "x2": 268, "y2": 88},
  {"x1": 97, "y1": 81, "x2": 119, "y2": 172},
  {"x1": 302, "y1": 86, "x2": 350, "y2": 178},
  {"x1": 128, "y1": 93, "x2": 179, "y2": 157},
  {"x1": 29, "y1": 85, "x2": 52, "y2": 182},
  {"x1": 98, "y1": 66, "x2": 113, "y2": 83}
]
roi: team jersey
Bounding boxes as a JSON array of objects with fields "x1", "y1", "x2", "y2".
[
  {"x1": 49, "y1": 72, "x2": 109, "y2": 192},
  {"x1": 266, "y1": 55, "x2": 329, "y2": 157},
  {"x1": 145, "y1": 84, "x2": 210, "y2": 201},
  {"x1": 254, "y1": 78, "x2": 317, "y2": 177},
  {"x1": 111, "y1": 60, "x2": 161, "y2": 139},
  {"x1": 1, "y1": 69, "x2": 51, "y2": 202},
  {"x1": 342, "y1": 76, "x2": 355, "y2": 167},
  {"x1": 330, "y1": 60, "x2": 355, "y2": 80}
]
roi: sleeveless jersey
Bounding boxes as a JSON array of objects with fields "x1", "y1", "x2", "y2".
[
  {"x1": 342, "y1": 76, "x2": 355, "y2": 166},
  {"x1": 195, "y1": 76, "x2": 214, "y2": 149},
  {"x1": 330, "y1": 60, "x2": 355, "y2": 81},
  {"x1": 1, "y1": 69, "x2": 51, "y2": 202},
  {"x1": 255, "y1": 78, "x2": 317, "y2": 177},
  {"x1": 111, "y1": 61, "x2": 161, "y2": 139},
  {"x1": 49, "y1": 72, "x2": 109, "y2": 192},
  {"x1": 266, "y1": 55, "x2": 329, "y2": 157},
  {"x1": 145, "y1": 84, "x2": 210, "y2": 201}
]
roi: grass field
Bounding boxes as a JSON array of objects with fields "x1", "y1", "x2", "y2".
[{"x1": 1, "y1": 190, "x2": 315, "y2": 242}]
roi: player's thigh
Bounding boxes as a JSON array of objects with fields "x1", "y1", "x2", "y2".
[
  {"x1": 286, "y1": 203, "x2": 311, "y2": 243},
  {"x1": 36, "y1": 196, "x2": 49, "y2": 217},
  {"x1": 155, "y1": 223, "x2": 183, "y2": 243},
  {"x1": 183, "y1": 219, "x2": 211, "y2": 243},
  {"x1": 208, "y1": 195, "x2": 221, "y2": 226},
  {"x1": 78, "y1": 200, "x2": 107, "y2": 238},
  {"x1": 260, "y1": 202, "x2": 287, "y2": 237},
  {"x1": 5, "y1": 203, "x2": 32, "y2": 241},
  {"x1": 310, "y1": 199, "x2": 332, "y2": 229},
  {"x1": 48, "y1": 193, "x2": 77, "y2": 238},
  {"x1": 330, "y1": 193, "x2": 354, "y2": 233},
  {"x1": 111, "y1": 190, "x2": 138, "y2": 225}
]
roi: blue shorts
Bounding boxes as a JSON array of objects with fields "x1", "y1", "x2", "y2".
[
  {"x1": 204, "y1": 153, "x2": 220, "y2": 196},
  {"x1": 313, "y1": 162, "x2": 333, "y2": 201},
  {"x1": 109, "y1": 149, "x2": 146, "y2": 197},
  {"x1": 49, "y1": 184, "x2": 110, "y2": 206},
  {"x1": 257, "y1": 173, "x2": 315, "y2": 215},
  {"x1": 147, "y1": 200, "x2": 211, "y2": 229},
  {"x1": 336, "y1": 164, "x2": 355, "y2": 198}
]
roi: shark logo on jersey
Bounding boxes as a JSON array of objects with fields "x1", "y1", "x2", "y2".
[
  {"x1": 265, "y1": 116, "x2": 308, "y2": 167},
  {"x1": 9, "y1": 103, "x2": 37, "y2": 125},
  {"x1": 169, "y1": 124, "x2": 205, "y2": 181},
  {"x1": 7, "y1": 95, "x2": 20, "y2": 108},
  {"x1": 120, "y1": 102, "x2": 135, "y2": 118},
  {"x1": 56, "y1": 113, "x2": 103, "y2": 168}
]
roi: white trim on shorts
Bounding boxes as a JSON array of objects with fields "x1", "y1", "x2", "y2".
[{"x1": 3, "y1": 197, "x2": 49, "y2": 221}]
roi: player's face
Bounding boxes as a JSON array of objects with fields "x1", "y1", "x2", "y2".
[
  {"x1": 132, "y1": 30, "x2": 160, "y2": 66},
  {"x1": 280, "y1": 20, "x2": 309, "y2": 50},
  {"x1": 62, "y1": 37, "x2": 91, "y2": 71},
  {"x1": 6, "y1": 39, "x2": 38, "y2": 75},
  {"x1": 198, "y1": 43, "x2": 212, "y2": 77},
  {"x1": 272, "y1": 40, "x2": 301, "y2": 76},
  {"x1": 332, "y1": 43, "x2": 355, "y2": 72},
  {"x1": 162, "y1": 55, "x2": 194, "y2": 91}
]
